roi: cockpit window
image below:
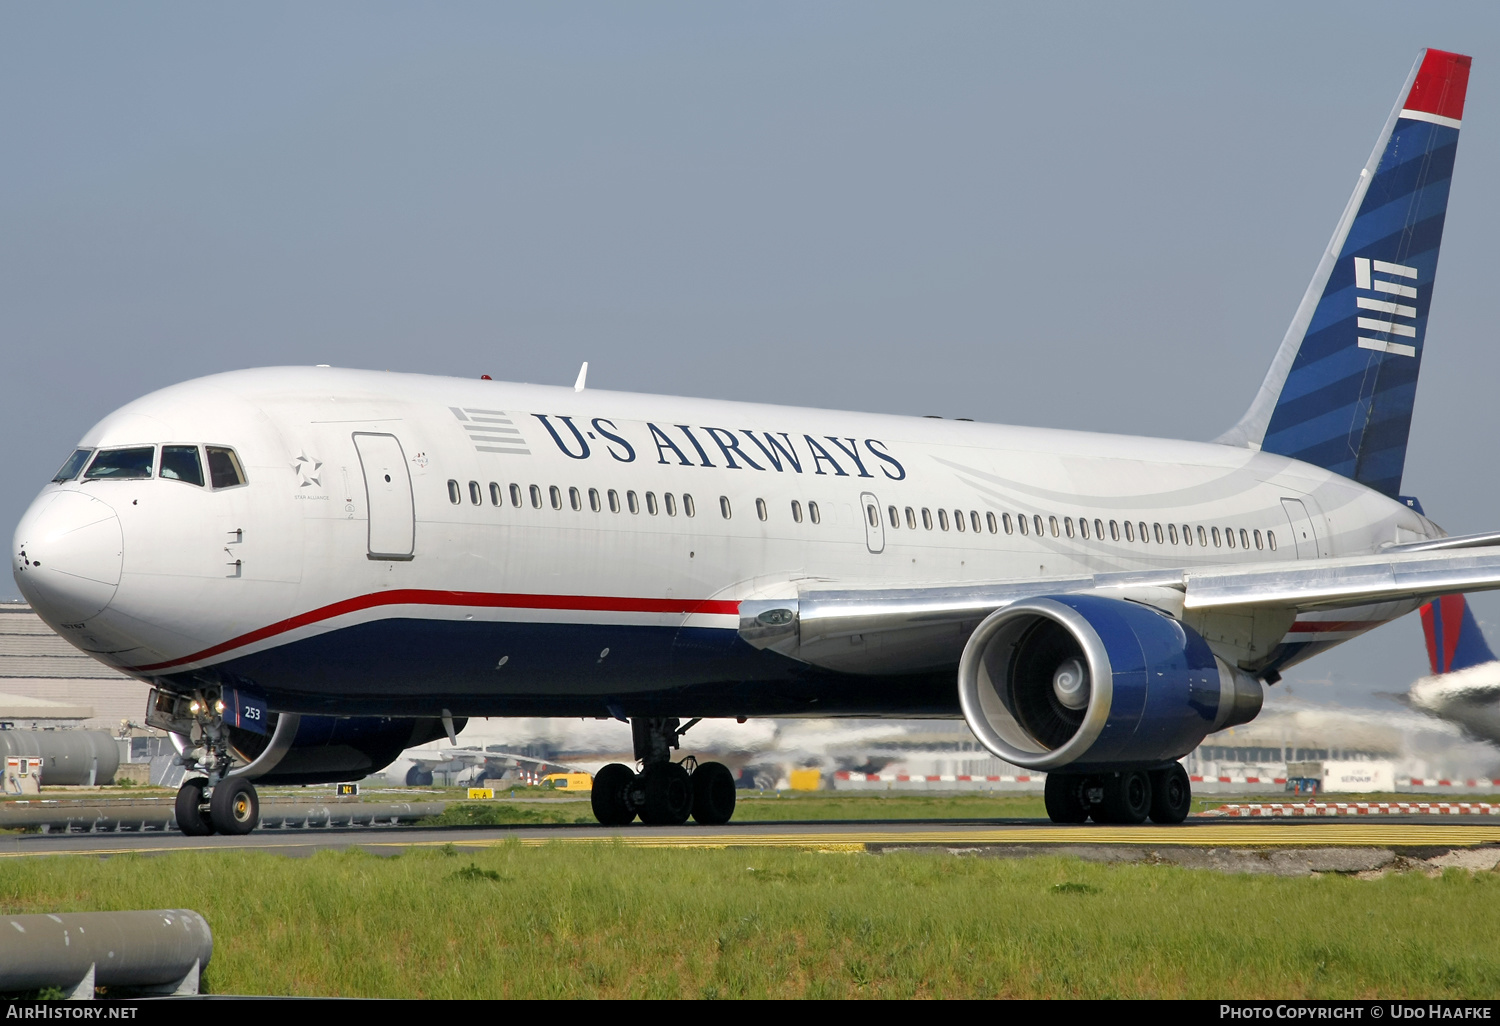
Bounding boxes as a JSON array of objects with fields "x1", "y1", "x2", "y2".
[
  {"x1": 84, "y1": 447, "x2": 155, "y2": 480},
  {"x1": 52, "y1": 449, "x2": 94, "y2": 483},
  {"x1": 205, "y1": 446, "x2": 247, "y2": 489},
  {"x1": 159, "y1": 445, "x2": 205, "y2": 486}
]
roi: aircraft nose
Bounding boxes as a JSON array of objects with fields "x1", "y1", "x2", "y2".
[{"x1": 12, "y1": 491, "x2": 123, "y2": 623}]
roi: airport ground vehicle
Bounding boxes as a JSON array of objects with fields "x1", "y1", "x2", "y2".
[{"x1": 12, "y1": 49, "x2": 1492, "y2": 831}]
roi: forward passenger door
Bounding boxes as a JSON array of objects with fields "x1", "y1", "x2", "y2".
[{"x1": 353, "y1": 433, "x2": 415, "y2": 560}]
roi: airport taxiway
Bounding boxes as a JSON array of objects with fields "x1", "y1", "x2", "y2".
[{"x1": 2, "y1": 817, "x2": 1498, "y2": 859}]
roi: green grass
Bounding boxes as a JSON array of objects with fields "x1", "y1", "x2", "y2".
[{"x1": 3, "y1": 845, "x2": 1497, "y2": 998}]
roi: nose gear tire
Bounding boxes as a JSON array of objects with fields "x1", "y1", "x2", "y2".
[
  {"x1": 175, "y1": 778, "x2": 215, "y2": 836},
  {"x1": 210, "y1": 778, "x2": 260, "y2": 835}
]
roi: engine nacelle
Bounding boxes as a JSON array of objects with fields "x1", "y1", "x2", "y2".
[
  {"x1": 227, "y1": 715, "x2": 459, "y2": 785},
  {"x1": 957, "y1": 594, "x2": 1263, "y2": 770}
]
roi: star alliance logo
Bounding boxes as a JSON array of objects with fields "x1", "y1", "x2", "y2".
[{"x1": 292, "y1": 452, "x2": 323, "y2": 488}]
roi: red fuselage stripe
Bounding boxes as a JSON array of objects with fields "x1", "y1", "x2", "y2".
[{"x1": 128, "y1": 590, "x2": 742, "y2": 673}]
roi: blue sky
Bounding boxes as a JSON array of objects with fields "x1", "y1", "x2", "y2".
[{"x1": 5, "y1": 2, "x2": 1500, "y2": 708}]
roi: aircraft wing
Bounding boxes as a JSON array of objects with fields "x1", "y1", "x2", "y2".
[{"x1": 739, "y1": 545, "x2": 1500, "y2": 675}]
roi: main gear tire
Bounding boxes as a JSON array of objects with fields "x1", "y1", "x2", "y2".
[
  {"x1": 175, "y1": 778, "x2": 215, "y2": 837},
  {"x1": 1148, "y1": 764, "x2": 1192, "y2": 824},
  {"x1": 637, "y1": 761, "x2": 693, "y2": 826},
  {"x1": 591, "y1": 763, "x2": 637, "y2": 826},
  {"x1": 1043, "y1": 772, "x2": 1090, "y2": 824},
  {"x1": 690, "y1": 761, "x2": 737, "y2": 825},
  {"x1": 1096, "y1": 770, "x2": 1152, "y2": 825}
]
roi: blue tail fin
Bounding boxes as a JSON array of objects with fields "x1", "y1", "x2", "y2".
[
  {"x1": 1219, "y1": 49, "x2": 1471, "y2": 498},
  {"x1": 1420, "y1": 594, "x2": 1497, "y2": 675}
]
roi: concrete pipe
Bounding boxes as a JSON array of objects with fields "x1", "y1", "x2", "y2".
[
  {"x1": 0, "y1": 909, "x2": 212, "y2": 997},
  {"x1": 0, "y1": 730, "x2": 121, "y2": 786}
]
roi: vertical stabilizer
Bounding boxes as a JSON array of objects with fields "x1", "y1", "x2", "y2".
[
  {"x1": 1218, "y1": 49, "x2": 1471, "y2": 498},
  {"x1": 1420, "y1": 594, "x2": 1496, "y2": 675}
]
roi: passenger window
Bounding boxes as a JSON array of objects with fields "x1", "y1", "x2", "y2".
[
  {"x1": 530, "y1": 485, "x2": 543, "y2": 509},
  {"x1": 987, "y1": 512, "x2": 998, "y2": 534},
  {"x1": 792, "y1": 500, "x2": 803, "y2": 523},
  {"x1": 665, "y1": 492, "x2": 677, "y2": 516},
  {"x1": 938, "y1": 509, "x2": 950, "y2": 531},
  {"x1": 1240, "y1": 528, "x2": 1250, "y2": 550},
  {"x1": 1033, "y1": 515, "x2": 1044, "y2": 536},
  {"x1": 627, "y1": 490, "x2": 640, "y2": 514},
  {"x1": 1016, "y1": 513, "x2": 1027, "y2": 536},
  {"x1": 868, "y1": 504, "x2": 880, "y2": 528},
  {"x1": 646, "y1": 491, "x2": 659, "y2": 515},
  {"x1": 1211, "y1": 527, "x2": 1221, "y2": 547},
  {"x1": 470, "y1": 481, "x2": 482, "y2": 505},
  {"x1": 1109, "y1": 520, "x2": 1119, "y2": 541},
  {"x1": 1063, "y1": 517, "x2": 1074, "y2": 539},
  {"x1": 952, "y1": 509, "x2": 964, "y2": 532},
  {"x1": 888, "y1": 505, "x2": 899, "y2": 528},
  {"x1": 1049, "y1": 517, "x2": 1059, "y2": 538},
  {"x1": 808, "y1": 501, "x2": 820, "y2": 524},
  {"x1": 1078, "y1": 518, "x2": 1089, "y2": 540},
  {"x1": 1198, "y1": 525, "x2": 1208, "y2": 547},
  {"x1": 608, "y1": 489, "x2": 621, "y2": 513},
  {"x1": 1093, "y1": 519, "x2": 1104, "y2": 540},
  {"x1": 86, "y1": 446, "x2": 155, "y2": 481},
  {"x1": 1267, "y1": 530, "x2": 1277, "y2": 551},
  {"x1": 762, "y1": 499, "x2": 772, "y2": 522},
  {"x1": 971, "y1": 511, "x2": 981, "y2": 533},
  {"x1": 1181, "y1": 524, "x2": 1191, "y2": 546},
  {"x1": 159, "y1": 446, "x2": 204, "y2": 486},
  {"x1": 1253, "y1": 529, "x2": 1263, "y2": 550},
  {"x1": 550, "y1": 485, "x2": 563, "y2": 510},
  {"x1": 589, "y1": 488, "x2": 601, "y2": 512},
  {"x1": 1153, "y1": 523, "x2": 1163, "y2": 544},
  {"x1": 52, "y1": 448, "x2": 94, "y2": 483},
  {"x1": 720, "y1": 495, "x2": 732, "y2": 519},
  {"x1": 1168, "y1": 524, "x2": 1179, "y2": 545},
  {"x1": 1225, "y1": 526, "x2": 1235, "y2": 549},
  {"x1": 490, "y1": 483, "x2": 502, "y2": 506},
  {"x1": 204, "y1": 447, "x2": 246, "y2": 488},
  {"x1": 570, "y1": 487, "x2": 583, "y2": 511},
  {"x1": 510, "y1": 483, "x2": 523, "y2": 507},
  {"x1": 448, "y1": 480, "x2": 461, "y2": 504},
  {"x1": 683, "y1": 494, "x2": 696, "y2": 517},
  {"x1": 1124, "y1": 521, "x2": 1134, "y2": 542},
  {"x1": 1138, "y1": 522, "x2": 1148, "y2": 543},
  {"x1": 906, "y1": 507, "x2": 917, "y2": 530}
]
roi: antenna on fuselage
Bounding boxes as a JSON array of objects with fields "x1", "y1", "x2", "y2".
[{"x1": 573, "y1": 362, "x2": 588, "y2": 392}]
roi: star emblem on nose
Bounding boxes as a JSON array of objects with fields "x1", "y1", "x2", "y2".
[{"x1": 292, "y1": 453, "x2": 323, "y2": 487}]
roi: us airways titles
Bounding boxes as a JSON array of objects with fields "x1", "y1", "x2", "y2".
[{"x1": 528, "y1": 415, "x2": 907, "y2": 481}]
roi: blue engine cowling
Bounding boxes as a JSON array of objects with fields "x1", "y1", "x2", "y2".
[
  {"x1": 957, "y1": 594, "x2": 1263, "y2": 770},
  {"x1": 226, "y1": 715, "x2": 460, "y2": 785}
]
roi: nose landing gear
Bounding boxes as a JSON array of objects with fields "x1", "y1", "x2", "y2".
[
  {"x1": 588, "y1": 717, "x2": 738, "y2": 827},
  {"x1": 148, "y1": 687, "x2": 262, "y2": 836}
]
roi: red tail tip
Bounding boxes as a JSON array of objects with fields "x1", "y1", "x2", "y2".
[{"x1": 1406, "y1": 49, "x2": 1472, "y2": 121}]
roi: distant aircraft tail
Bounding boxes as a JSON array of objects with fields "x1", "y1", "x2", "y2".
[
  {"x1": 1420, "y1": 594, "x2": 1496, "y2": 675},
  {"x1": 1219, "y1": 49, "x2": 1471, "y2": 499}
]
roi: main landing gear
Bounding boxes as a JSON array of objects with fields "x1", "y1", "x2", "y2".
[
  {"x1": 1043, "y1": 764, "x2": 1192, "y2": 825},
  {"x1": 590, "y1": 717, "x2": 738, "y2": 827},
  {"x1": 154, "y1": 689, "x2": 261, "y2": 837}
]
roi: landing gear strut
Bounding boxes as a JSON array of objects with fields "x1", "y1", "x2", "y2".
[
  {"x1": 150, "y1": 687, "x2": 261, "y2": 836},
  {"x1": 1043, "y1": 765, "x2": 1191, "y2": 825},
  {"x1": 589, "y1": 717, "x2": 738, "y2": 827}
]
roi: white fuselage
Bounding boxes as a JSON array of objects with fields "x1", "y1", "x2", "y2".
[{"x1": 11, "y1": 366, "x2": 1437, "y2": 719}]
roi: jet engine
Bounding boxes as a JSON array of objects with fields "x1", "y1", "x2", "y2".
[
  {"x1": 957, "y1": 594, "x2": 1263, "y2": 770},
  {"x1": 226, "y1": 714, "x2": 459, "y2": 785}
]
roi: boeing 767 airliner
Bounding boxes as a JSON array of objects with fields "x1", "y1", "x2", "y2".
[{"x1": 11, "y1": 49, "x2": 1491, "y2": 833}]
